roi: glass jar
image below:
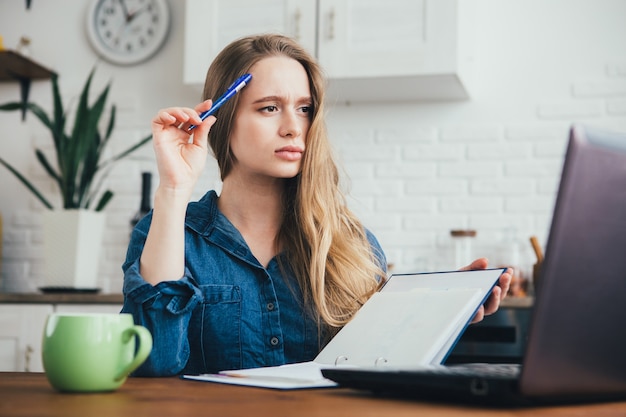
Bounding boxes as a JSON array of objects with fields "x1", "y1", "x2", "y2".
[{"x1": 450, "y1": 229, "x2": 476, "y2": 268}]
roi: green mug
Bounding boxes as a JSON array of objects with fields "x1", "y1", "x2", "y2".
[{"x1": 42, "y1": 313, "x2": 152, "y2": 392}]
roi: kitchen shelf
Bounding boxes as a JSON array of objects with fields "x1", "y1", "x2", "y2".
[{"x1": 0, "y1": 50, "x2": 56, "y2": 120}]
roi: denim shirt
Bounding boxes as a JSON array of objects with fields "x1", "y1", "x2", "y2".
[{"x1": 122, "y1": 190, "x2": 386, "y2": 377}]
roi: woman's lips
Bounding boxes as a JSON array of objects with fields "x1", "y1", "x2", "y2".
[{"x1": 275, "y1": 146, "x2": 304, "y2": 161}]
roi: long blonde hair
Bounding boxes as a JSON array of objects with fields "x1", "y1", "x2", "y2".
[{"x1": 203, "y1": 34, "x2": 385, "y2": 330}]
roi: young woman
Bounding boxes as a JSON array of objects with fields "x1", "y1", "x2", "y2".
[{"x1": 122, "y1": 34, "x2": 511, "y2": 377}]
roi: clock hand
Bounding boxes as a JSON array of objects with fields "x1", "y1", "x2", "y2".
[
  {"x1": 112, "y1": 10, "x2": 134, "y2": 47},
  {"x1": 126, "y1": 3, "x2": 153, "y2": 23},
  {"x1": 118, "y1": 0, "x2": 131, "y2": 20}
]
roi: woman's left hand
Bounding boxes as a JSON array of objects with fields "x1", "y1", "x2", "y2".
[{"x1": 459, "y1": 258, "x2": 512, "y2": 323}]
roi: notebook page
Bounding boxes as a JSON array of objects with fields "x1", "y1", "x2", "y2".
[{"x1": 314, "y1": 288, "x2": 482, "y2": 367}]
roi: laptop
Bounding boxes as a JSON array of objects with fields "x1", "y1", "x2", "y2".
[{"x1": 322, "y1": 124, "x2": 626, "y2": 406}]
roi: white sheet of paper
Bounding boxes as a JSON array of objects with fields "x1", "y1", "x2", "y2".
[
  {"x1": 183, "y1": 362, "x2": 338, "y2": 389},
  {"x1": 313, "y1": 288, "x2": 482, "y2": 367}
]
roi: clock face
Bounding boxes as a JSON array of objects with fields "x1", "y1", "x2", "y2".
[{"x1": 86, "y1": 0, "x2": 171, "y2": 66}]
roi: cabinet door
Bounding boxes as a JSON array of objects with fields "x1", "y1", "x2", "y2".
[
  {"x1": 0, "y1": 304, "x2": 53, "y2": 372},
  {"x1": 318, "y1": 0, "x2": 457, "y2": 78},
  {"x1": 184, "y1": 0, "x2": 317, "y2": 85},
  {"x1": 318, "y1": 0, "x2": 473, "y2": 101}
]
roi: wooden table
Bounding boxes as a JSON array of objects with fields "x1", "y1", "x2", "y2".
[{"x1": 2, "y1": 373, "x2": 626, "y2": 417}]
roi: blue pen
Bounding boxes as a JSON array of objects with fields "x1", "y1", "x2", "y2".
[{"x1": 187, "y1": 73, "x2": 253, "y2": 131}]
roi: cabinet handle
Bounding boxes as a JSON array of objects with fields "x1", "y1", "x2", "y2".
[
  {"x1": 293, "y1": 8, "x2": 301, "y2": 40},
  {"x1": 25, "y1": 345, "x2": 34, "y2": 372},
  {"x1": 327, "y1": 8, "x2": 335, "y2": 40}
]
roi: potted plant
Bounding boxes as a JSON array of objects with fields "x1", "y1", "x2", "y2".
[{"x1": 0, "y1": 68, "x2": 152, "y2": 289}]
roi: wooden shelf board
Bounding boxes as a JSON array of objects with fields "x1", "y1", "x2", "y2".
[{"x1": 0, "y1": 50, "x2": 56, "y2": 81}]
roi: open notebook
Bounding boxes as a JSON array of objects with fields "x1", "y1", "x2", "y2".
[{"x1": 183, "y1": 268, "x2": 505, "y2": 389}]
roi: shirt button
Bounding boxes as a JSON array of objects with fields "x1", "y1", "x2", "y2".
[
  {"x1": 270, "y1": 337, "x2": 279, "y2": 346},
  {"x1": 266, "y1": 302, "x2": 275, "y2": 311}
]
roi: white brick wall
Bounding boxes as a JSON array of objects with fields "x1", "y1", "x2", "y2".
[{"x1": 1, "y1": 0, "x2": 626, "y2": 293}]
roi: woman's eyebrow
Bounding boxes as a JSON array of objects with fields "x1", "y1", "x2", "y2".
[
  {"x1": 252, "y1": 95, "x2": 282, "y2": 104},
  {"x1": 251, "y1": 95, "x2": 312, "y2": 104}
]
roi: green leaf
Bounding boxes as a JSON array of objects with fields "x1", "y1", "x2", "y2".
[
  {"x1": 51, "y1": 74, "x2": 65, "y2": 139},
  {"x1": 0, "y1": 101, "x2": 55, "y2": 134},
  {"x1": 104, "y1": 104, "x2": 116, "y2": 141},
  {"x1": 104, "y1": 133, "x2": 154, "y2": 165},
  {"x1": 0, "y1": 102, "x2": 24, "y2": 111},
  {"x1": 94, "y1": 190, "x2": 114, "y2": 212},
  {"x1": 0, "y1": 157, "x2": 53, "y2": 209},
  {"x1": 35, "y1": 149, "x2": 61, "y2": 183}
]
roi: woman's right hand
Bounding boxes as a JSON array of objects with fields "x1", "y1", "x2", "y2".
[
  {"x1": 140, "y1": 101, "x2": 216, "y2": 284},
  {"x1": 150, "y1": 100, "x2": 216, "y2": 196}
]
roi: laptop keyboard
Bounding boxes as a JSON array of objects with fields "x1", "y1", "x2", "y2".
[{"x1": 408, "y1": 363, "x2": 522, "y2": 379}]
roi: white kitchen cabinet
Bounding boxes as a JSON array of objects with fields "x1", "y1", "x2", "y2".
[
  {"x1": 0, "y1": 304, "x2": 52, "y2": 372},
  {"x1": 318, "y1": 0, "x2": 475, "y2": 102},
  {"x1": 183, "y1": 0, "x2": 317, "y2": 86},
  {"x1": 0, "y1": 303, "x2": 123, "y2": 372},
  {"x1": 183, "y1": 0, "x2": 474, "y2": 102}
]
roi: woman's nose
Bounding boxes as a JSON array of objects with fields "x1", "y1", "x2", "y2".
[{"x1": 279, "y1": 111, "x2": 302, "y2": 138}]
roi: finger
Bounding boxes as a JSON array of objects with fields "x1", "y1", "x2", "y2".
[
  {"x1": 152, "y1": 108, "x2": 199, "y2": 130},
  {"x1": 459, "y1": 257, "x2": 488, "y2": 271},
  {"x1": 471, "y1": 306, "x2": 485, "y2": 324},
  {"x1": 151, "y1": 110, "x2": 178, "y2": 127},
  {"x1": 189, "y1": 115, "x2": 216, "y2": 149},
  {"x1": 179, "y1": 100, "x2": 214, "y2": 131},
  {"x1": 194, "y1": 99, "x2": 213, "y2": 114},
  {"x1": 498, "y1": 268, "x2": 513, "y2": 300},
  {"x1": 483, "y1": 286, "x2": 503, "y2": 316}
]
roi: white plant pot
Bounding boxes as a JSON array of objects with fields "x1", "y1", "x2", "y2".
[{"x1": 42, "y1": 210, "x2": 106, "y2": 289}]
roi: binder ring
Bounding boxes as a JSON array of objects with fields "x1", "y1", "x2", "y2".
[
  {"x1": 334, "y1": 355, "x2": 349, "y2": 366},
  {"x1": 374, "y1": 357, "x2": 388, "y2": 367}
]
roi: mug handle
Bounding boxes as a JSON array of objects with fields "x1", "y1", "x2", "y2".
[{"x1": 115, "y1": 325, "x2": 153, "y2": 381}]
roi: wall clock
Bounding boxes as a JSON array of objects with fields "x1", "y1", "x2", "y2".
[{"x1": 85, "y1": 0, "x2": 171, "y2": 66}]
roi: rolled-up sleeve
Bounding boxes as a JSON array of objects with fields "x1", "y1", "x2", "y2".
[{"x1": 121, "y1": 217, "x2": 203, "y2": 376}]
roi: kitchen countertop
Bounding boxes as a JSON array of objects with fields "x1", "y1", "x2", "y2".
[
  {"x1": 500, "y1": 296, "x2": 533, "y2": 308},
  {"x1": 0, "y1": 292, "x2": 124, "y2": 304},
  {"x1": 0, "y1": 291, "x2": 531, "y2": 308}
]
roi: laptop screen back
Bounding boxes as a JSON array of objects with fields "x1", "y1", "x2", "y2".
[{"x1": 521, "y1": 125, "x2": 626, "y2": 397}]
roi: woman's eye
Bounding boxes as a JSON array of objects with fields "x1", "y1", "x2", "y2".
[
  {"x1": 300, "y1": 106, "x2": 311, "y2": 114},
  {"x1": 262, "y1": 105, "x2": 278, "y2": 112}
]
